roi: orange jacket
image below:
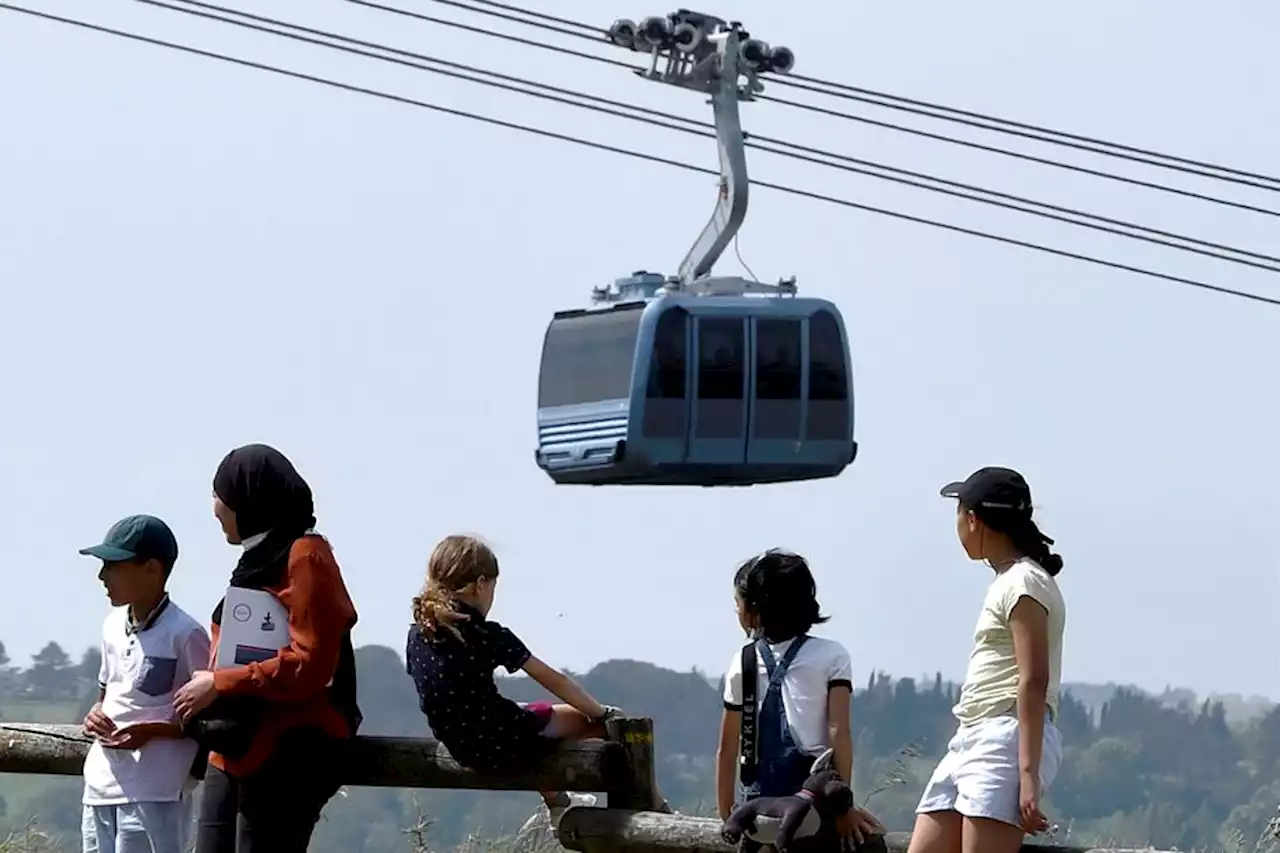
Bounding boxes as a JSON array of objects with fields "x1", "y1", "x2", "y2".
[{"x1": 208, "y1": 535, "x2": 357, "y2": 777}]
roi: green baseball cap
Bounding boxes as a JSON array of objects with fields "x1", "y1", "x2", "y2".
[{"x1": 79, "y1": 514, "x2": 179, "y2": 569}]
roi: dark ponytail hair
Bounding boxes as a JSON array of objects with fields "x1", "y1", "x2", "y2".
[
  {"x1": 734, "y1": 549, "x2": 829, "y2": 642},
  {"x1": 1007, "y1": 520, "x2": 1063, "y2": 576},
  {"x1": 972, "y1": 507, "x2": 1064, "y2": 576}
]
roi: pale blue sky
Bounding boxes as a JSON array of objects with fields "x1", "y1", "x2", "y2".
[{"x1": 2, "y1": 0, "x2": 1277, "y2": 702}]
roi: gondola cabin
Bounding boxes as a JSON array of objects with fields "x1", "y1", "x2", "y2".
[{"x1": 535, "y1": 276, "x2": 857, "y2": 486}]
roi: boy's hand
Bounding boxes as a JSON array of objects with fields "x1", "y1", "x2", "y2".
[
  {"x1": 83, "y1": 704, "x2": 116, "y2": 739},
  {"x1": 100, "y1": 722, "x2": 168, "y2": 751}
]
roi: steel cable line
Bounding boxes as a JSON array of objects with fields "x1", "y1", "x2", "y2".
[
  {"x1": 417, "y1": 0, "x2": 1280, "y2": 191},
  {"x1": 753, "y1": 93, "x2": 1280, "y2": 219},
  {"x1": 420, "y1": 0, "x2": 594, "y2": 40},
  {"x1": 349, "y1": 0, "x2": 1280, "y2": 218},
  {"x1": 763, "y1": 75, "x2": 1280, "y2": 193},
  {"x1": 346, "y1": 0, "x2": 635, "y2": 68},
  {"x1": 148, "y1": 0, "x2": 1280, "y2": 272},
  {"x1": 5, "y1": 4, "x2": 1279, "y2": 308},
  {"x1": 775, "y1": 72, "x2": 1280, "y2": 189}
]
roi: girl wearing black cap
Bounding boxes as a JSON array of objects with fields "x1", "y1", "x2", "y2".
[
  {"x1": 172, "y1": 444, "x2": 361, "y2": 853},
  {"x1": 908, "y1": 467, "x2": 1066, "y2": 853}
]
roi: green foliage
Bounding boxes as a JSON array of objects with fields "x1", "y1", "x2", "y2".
[{"x1": 0, "y1": 642, "x2": 1274, "y2": 853}]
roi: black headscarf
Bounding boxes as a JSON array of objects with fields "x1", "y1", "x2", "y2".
[{"x1": 211, "y1": 444, "x2": 317, "y2": 624}]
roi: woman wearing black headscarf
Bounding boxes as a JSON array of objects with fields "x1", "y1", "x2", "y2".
[{"x1": 173, "y1": 444, "x2": 361, "y2": 853}]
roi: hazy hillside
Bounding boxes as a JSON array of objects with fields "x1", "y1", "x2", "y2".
[
  {"x1": 700, "y1": 673, "x2": 1274, "y2": 726},
  {"x1": 0, "y1": 640, "x2": 1276, "y2": 853},
  {"x1": 1060, "y1": 682, "x2": 1273, "y2": 725}
]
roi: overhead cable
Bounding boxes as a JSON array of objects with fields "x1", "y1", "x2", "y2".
[
  {"x1": 4, "y1": 4, "x2": 1278, "y2": 308},
  {"x1": 149, "y1": 0, "x2": 1280, "y2": 272},
  {"x1": 348, "y1": 0, "x2": 1280, "y2": 218},
  {"x1": 763, "y1": 76, "x2": 1280, "y2": 193},
  {"x1": 752, "y1": 93, "x2": 1280, "y2": 219},
  {"x1": 773, "y1": 73, "x2": 1280, "y2": 190},
  {"x1": 418, "y1": 0, "x2": 1280, "y2": 191}
]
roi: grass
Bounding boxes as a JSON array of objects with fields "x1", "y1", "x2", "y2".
[
  {"x1": 862, "y1": 741, "x2": 924, "y2": 809},
  {"x1": 0, "y1": 819, "x2": 59, "y2": 853},
  {"x1": 20, "y1": 804, "x2": 1278, "y2": 853},
  {"x1": 402, "y1": 806, "x2": 1280, "y2": 853},
  {"x1": 1264, "y1": 810, "x2": 1280, "y2": 853},
  {"x1": 403, "y1": 800, "x2": 559, "y2": 853},
  {"x1": 3, "y1": 795, "x2": 1277, "y2": 853},
  {"x1": 1229, "y1": 807, "x2": 1280, "y2": 853}
]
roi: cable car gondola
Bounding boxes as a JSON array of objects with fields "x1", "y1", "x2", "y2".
[
  {"x1": 534, "y1": 11, "x2": 857, "y2": 485},
  {"x1": 535, "y1": 273, "x2": 855, "y2": 485}
]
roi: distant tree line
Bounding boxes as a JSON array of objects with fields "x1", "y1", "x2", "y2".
[
  {"x1": 0, "y1": 641, "x2": 1275, "y2": 853},
  {"x1": 0, "y1": 640, "x2": 101, "y2": 704}
]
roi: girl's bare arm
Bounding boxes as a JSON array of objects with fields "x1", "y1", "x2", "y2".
[
  {"x1": 827, "y1": 684, "x2": 854, "y2": 786},
  {"x1": 1009, "y1": 596, "x2": 1051, "y2": 778},
  {"x1": 715, "y1": 708, "x2": 741, "y2": 820},
  {"x1": 522, "y1": 655, "x2": 608, "y2": 719}
]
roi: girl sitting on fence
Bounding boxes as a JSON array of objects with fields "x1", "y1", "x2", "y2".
[
  {"x1": 716, "y1": 549, "x2": 883, "y2": 845},
  {"x1": 405, "y1": 534, "x2": 667, "y2": 837}
]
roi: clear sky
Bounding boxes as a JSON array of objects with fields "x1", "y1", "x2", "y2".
[{"x1": 3, "y1": 0, "x2": 1277, "y2": 702}]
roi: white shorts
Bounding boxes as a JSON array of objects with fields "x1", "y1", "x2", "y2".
[
  {"x1": 82, "y1": 799, "x2": 191, "y2": 853},
  {"x1": 915, "y1": 713, "x2": 1062, "y2": 827}
]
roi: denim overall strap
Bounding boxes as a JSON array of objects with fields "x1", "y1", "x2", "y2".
[
  {"x1": 757, "y1": 636, "x2": 807, "y2": 694},
  {"x1": 746, "y1": 635, "x2": 811, "y2": 798}
]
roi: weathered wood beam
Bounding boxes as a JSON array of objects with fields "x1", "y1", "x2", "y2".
[
  {"x1": 0, "y1": 722, "x2": 1171, "y2": 853},
  {"x1": 555, "y1": 807, "x2": 1162, "y2": 853},
  {"x1": 0, "y1": 722, "x2": 627, "y2": 792}
]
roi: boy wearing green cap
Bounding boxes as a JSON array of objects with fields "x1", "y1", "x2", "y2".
[{"x1": 78, "y1": 514, "x2": 211, "y2": 853}]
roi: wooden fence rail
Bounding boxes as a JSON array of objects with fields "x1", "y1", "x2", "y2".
[
  {"x1": 0, "y1": 718, "x2": 1161, "y2": 853},
  {"x1": 0, "y1": 718, "x2": 653, "y2": 798}
]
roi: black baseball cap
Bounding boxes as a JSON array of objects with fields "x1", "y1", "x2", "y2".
[
  {"x1": 79, "y1": 514, "x2": 179, "y2": 569},
  {"x1": 940, "y1": 467, "x2": 1033, "y2": 515}
]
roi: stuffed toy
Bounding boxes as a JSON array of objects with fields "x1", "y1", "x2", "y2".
[{"x1": 721, "y1": 763, "x2": 855, "y2": 853}]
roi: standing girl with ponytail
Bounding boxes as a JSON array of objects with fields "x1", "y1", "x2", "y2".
[{"x1": 908, "y1": 467, "x2": 1067, "y2": 853}]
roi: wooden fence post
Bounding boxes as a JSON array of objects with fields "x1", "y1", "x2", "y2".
[{"x1": 604, "y1": 716, "x2": 657, "y2": 810}]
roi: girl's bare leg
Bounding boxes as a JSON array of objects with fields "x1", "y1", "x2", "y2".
[
  {"x1": 906, "y1": 812, "x2": 963, "y2": 853},
  {"x1": 542, "y1": 705, "x2": 671, "y2": 812},
  {"x1": 960, "y1": 816, "x2": 1023, "y2": 853},
  {"x1": 544, "y1": 705, "x2": 603, "y2": 739}
]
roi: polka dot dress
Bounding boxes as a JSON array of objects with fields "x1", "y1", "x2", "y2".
[{"x1": 406, "y1": 603, "x2": 556, "y2": 774}]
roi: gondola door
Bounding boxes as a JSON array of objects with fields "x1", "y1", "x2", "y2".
[
  {"x1": 746, "y1": 316, "x2": 804, "y2": 466},
  {"x1": 688, "y1": 314, "x2": 748, "y2": 467}
]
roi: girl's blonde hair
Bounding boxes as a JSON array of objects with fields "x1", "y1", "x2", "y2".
[{"x1": 411, "y1": 534, "x2": 500, "y2": 639}]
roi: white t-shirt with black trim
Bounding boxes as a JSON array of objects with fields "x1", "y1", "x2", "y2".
[
  {"x1": 83, "y1": 598, "x2": 211, "y2": 806},
  {"x1": 723, "y1": 634, "x2": 853, "y2": 754}
]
